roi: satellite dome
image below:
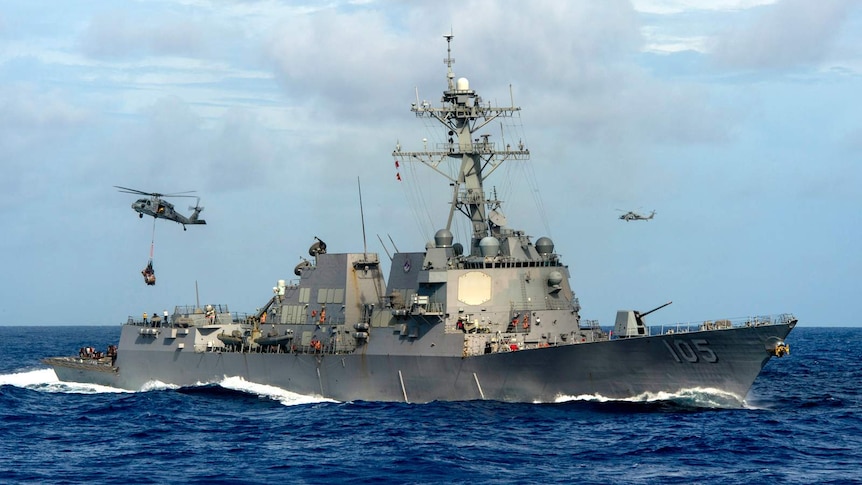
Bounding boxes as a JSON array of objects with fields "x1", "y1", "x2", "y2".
[
  {"x1": 479, "y1": 236, "x2": 500, "y2": 258},
  {"x1": 456, "y1": 77, "x2": 470, "y2": 90},
  {"x1": 547, "y1": 270, "x2": 563, "y2": 288},
  {"x1": 535, "y1": 237, "x2": 554, "y2": 255},
  {"x1": 434, "y1": 229, "x2": 454, "y2": 248},
  {"x1": 452, "y1": 242, "x2": 463, "y2": 256}
]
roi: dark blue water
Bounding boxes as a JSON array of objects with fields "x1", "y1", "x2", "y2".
[{"x1": 1, "y1": 326, "x2": 859, "y2": 484}]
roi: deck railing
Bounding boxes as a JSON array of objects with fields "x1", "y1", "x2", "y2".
[{"x1": 651, "y1": 313, "x2": 797, "y2": 336}]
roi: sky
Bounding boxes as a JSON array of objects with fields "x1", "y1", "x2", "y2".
[{"x1": 1, "y1": 0, "x2": 859, "y2": 326}]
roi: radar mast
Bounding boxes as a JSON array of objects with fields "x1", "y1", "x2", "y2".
[{"x1": 393, "y1": 35, "x2": 530, "y2": 257}]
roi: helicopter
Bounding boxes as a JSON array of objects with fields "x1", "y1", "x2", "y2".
[
  {"x1": 617, "y1": 209, "x2": 656, "y2": 222},
  {"x1": 115, "y1": 186, "x2": 207, "y2": 230}
]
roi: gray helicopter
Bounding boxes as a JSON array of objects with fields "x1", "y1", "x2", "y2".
[
  {"x1": 617, "y1": 209, "x2": 655, "y2": 222},
  {"x1": 115, "y1": 186, "x2": 206, "y2": 230}
]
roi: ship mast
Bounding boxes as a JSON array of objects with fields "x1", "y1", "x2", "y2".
[{"x1": 393, "y1": 34, "x2": 529, "y2": 257}]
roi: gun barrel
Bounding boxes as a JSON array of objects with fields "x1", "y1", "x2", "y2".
[{"x1": 639, "y1": 301, "x2": 672, "y2": 318}]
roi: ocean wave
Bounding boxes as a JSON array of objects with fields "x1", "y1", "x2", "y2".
[
  {"x1": 216, "y1": 376, "x2": 336, "y2": 406},
  {"x1": 139, "y1": 380, "x2": 180, "y2": 391},
  {"x1": 553, "y1": 387, "x2": 746, "y2": 409},
  {"x1": 1, "y1": 369, "x2": 340, "y2": 405},
  {"x1": 148, "y1": 375, "x2": 336, "y2": 406},
  {"x1": 0, "y1": 368, "x2": 130, "y2": 394}
]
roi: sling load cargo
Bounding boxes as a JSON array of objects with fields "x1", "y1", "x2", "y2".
[{"x1": 141, "y1": 218, "x2": 157, "y2": 285}]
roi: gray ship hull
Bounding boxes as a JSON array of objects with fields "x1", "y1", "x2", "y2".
[
  {"x1": 48, "y1": 320, "x2": 794, "y2": 403},
  {"x1": 43, "y1": 357, "x2": 119, "y2": 388}
]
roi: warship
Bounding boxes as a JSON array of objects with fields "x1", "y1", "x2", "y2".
[{"x1": 44, "y1": 36, "x2": 796, "y2": 403}]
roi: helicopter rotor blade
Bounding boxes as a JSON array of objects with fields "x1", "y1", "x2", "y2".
[
  {"x1": 114, "y1": 185, "x2": 163, "y2": 197},
  {"x1": 115, "y1": 186, "x2": 199, "y2": 199},
  {"x1": 162, "y1": 191, "x2": 197, "y2": 197},
  {"x1": 164, "y1": 193, "x2": 200, "y2": 199}
]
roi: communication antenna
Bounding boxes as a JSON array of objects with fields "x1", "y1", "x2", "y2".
[
  {"x1": 388, "y1": 234, "x2": 400, "y2": 253},
  {"x1": 358, "y1": 177, "x2": 368, "y2": 259},
  {"x1": 376, "y1": 234, "x2": 393, "y2": 261},
  {"x1": 444, "y1": 31, "x2": 455, "y2": 91}
]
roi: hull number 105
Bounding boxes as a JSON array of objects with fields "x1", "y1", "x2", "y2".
[{"x1": 663, "y1": 338, "x2": 718, "y2": 363}]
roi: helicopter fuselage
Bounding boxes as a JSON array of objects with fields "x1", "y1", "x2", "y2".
[
  {"x1": 619, "y1": 210, "x2": 655, "y2": 222},
  {"x1": 116, "y1": 186, "x2": 206, "y2": 230},
  {"x1": 132, "y1": 198, "x2": 206, "y2": 228}
]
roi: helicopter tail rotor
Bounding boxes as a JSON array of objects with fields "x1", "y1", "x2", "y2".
[
  {"x1": 189, "y1": 201, "x2": 206, "y2": 224},
  {"x1": 189, "y1": 196, "x2": 205, "y2": 216}
]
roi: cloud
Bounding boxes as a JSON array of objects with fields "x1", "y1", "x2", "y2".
[
  {"x1": 0, "y1": 84, "x2": 92, "y2": 207},
  {"x1": 632, "y1": 0, "x2": 778, "y2": 15},
  {"x1": 263, "y1": 1, "x2": 645, "y2": 111},
  {"x1": 265, "y1": 7, "x2": 417, "y2": 120},
  {"x1": 79, "y1": 10, "x2": 208, "y2": 60},
  {"x1": 101, "y1": 95, "x2": 289, "y2": 194},
  {"x1": 710, "y1": 0, "x2": 858, "y2": 70},
  {"x1": 0, "y1": 83, "x2": 89, "y2": 131},
  {"x1": 262, "y1": 0, "x2": 730, "y2": 147}
]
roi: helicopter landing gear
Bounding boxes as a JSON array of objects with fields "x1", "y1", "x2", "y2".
[{"x1": 139, "y1": 213, "x2": 143, "y2": 218}]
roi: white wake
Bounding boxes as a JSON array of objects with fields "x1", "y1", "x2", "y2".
[
  {"x1": 1, "y1": 369, "x2": 331, "y2": 405},
  {"x1": 217, "y1": 376, "x2": 337, "y2": 406},
  {"x1": 0, "y1": 368, "x2": 131, "y2": 394},
  {"x1": 553, "y1": 387, "x2": 747, "y2": 408}
]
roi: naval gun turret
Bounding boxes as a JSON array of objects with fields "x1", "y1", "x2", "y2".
[{"x1": 613, "y1": 301, "x2": 672, "y2": 338}]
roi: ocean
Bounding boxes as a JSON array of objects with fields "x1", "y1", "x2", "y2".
[{"x1": 0, "y1": 326, "x2": 859, "y2": 484}]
